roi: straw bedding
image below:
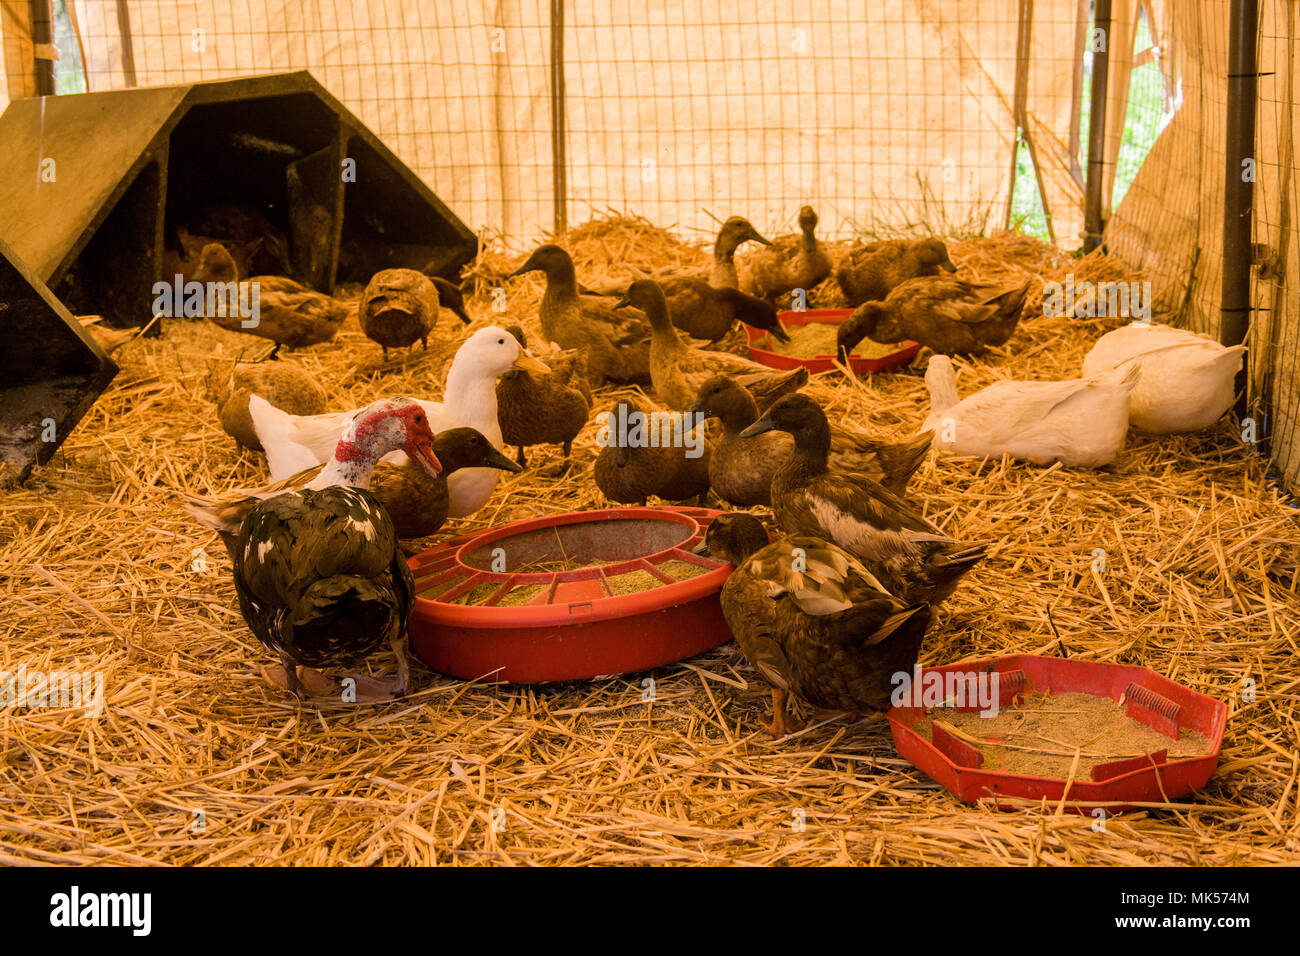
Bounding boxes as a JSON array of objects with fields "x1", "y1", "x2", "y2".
[{"x1": 1, "y1": 217, "x2": 1297, "y2": 866}]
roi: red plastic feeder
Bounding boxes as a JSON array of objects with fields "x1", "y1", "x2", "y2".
[
  {"x1": 407, "y1": 507, "x2": 734, "y2": 683},
  {"x1": 745, "y1": 308, "x2": 920, "y2": 375},
  {"x1": 886, "y1": 654, "x2": 1228, "y2": 812}
]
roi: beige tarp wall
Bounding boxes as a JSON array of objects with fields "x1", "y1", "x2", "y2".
[
  {"x1": 0, "y1": 0, "x2": 1103, "y2": 247},
  {"x1": 1107, "y1": 0, "x2": 1300, "y2": 490}
]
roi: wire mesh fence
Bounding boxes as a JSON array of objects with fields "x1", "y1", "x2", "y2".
[{"x1": 4, "y1": 0, "x2": 1101, "y2": 247}]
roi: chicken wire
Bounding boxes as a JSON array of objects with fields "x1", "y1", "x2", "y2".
[{"x1": 1, "y1": 0, "x2": 1097, "y2": 246}]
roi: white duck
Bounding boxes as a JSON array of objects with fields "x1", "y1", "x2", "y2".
[
  {"x1": 1081, "y1": 323, "x2": 1245, "y2": 433},
  {"x1": 250, "y1": 326, "x2": 548, "y2": 517},
  {"x1": 921, "y1": 355, "x2": 1140, "y2": 468}
]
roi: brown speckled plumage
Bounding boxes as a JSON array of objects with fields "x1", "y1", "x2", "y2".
[
  {"x1": 213, "y1": 360, "x2": 327, "y2": 452},
  {"x1": 497, "y1": 327, "x2": 593, "y2": 466},
  {"x1": 742, "y1": 206, "x2": 832, "y2": 307},
  {"x1": 705, "y1": 513, "x2": 931, "y2": 735},
  {"x1": 361, "y1": 268, "x2": 442, "y2": 355},
  {"x1": 593, "y1": 399, "x2": 711, "y2": 505},
  {"x1": 838, "y1": 276, "x2": 1031, "y2": 357},
  {"x1": 692, "y1": 375, "x2": 932, "y2": 507},
  {"x1": 835, "y1": 237, "x2": 958, "y2": 306}
]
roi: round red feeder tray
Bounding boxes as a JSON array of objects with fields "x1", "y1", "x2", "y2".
[
  {"x1": 407, "y1": 506, "x2": 734, "y2": 683},
  {"x1": 886, "y1": 654, "x2": 1228, "y2": 812},
  {"x1": 745, "y1": 308, "x2": 919, "y2": 375}
]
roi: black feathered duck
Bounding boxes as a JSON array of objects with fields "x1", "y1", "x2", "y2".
[{"x1": 232, "y1": 397, "x2": 440, "y2": 701}]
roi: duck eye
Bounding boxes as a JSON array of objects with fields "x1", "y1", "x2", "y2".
[{"x1": 498, "y1": 338, "x2": 505, "y2": 344}]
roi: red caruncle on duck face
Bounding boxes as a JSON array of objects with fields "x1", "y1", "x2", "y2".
[{"x1": 336, "y1": 399, "x2": 442, "y2": 478}]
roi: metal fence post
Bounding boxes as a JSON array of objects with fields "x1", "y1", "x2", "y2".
[
  {"x1": 1222, "y1": 0, "x2": 1258, "y2": 421},
  {"x1": 550, "y1": 0, "x2": 567, "y2": 235},
  {"x1": 1083, "y1": 0, "x2": 1112, "y2": 252}
]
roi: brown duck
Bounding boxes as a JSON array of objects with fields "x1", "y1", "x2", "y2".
[
  {"x1": 837, "y1": 276, "x2": 1031, "y2": 357},
  {"x1": 510, "y1": 244, "x2": 652, "y2": 385},
  {"x1": 702, "y1": 513, "x2": 931, "y2": 737},
  {"x1": 691, "y1": 374, "x2": 932, "y2": 507},
  {"x1": 658, "y1": 278, "x2": 791, "y2": 344},
  {"x1": 742, "y1": 205, "x2": 833, "y2": 307},
  {"x1": 210, "y1": 358, "x2": 327, "y2": 452},
  {"x1": 497, "y1": 326, "x2": 593, "y2": 467},
  {"x1": 616, "y1": 279, "x2": 807, "y2": 412},
  {"x1": 185, "y1": 426, "x2": 521, "y2": 544},
  {"x1": 593, "y1": 398, "x2": 711, "y2": 505},
  {"x1": 191, "y1": 243, "x2": 350, "y2": 351},
  {"x1": 361, "y1": 268, "x2": 465, "y2": 357},
  {"x1": 835, "y1": 237, "x2": 958, "y2": 306},
  {"x1": 702, "y1": 216, "x2": 772, "y2": 288},
  {"x1": 740, "y1": 393, "x2": 986, "y2": 608}
]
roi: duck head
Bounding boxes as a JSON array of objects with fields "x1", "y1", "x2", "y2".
[
  {"x1": 836, "y1": 302, "x2": 884, "y2": 360},
  {"x1": 428, "y1": 276, "x2": 472, "y2": 324},
  {"x1": 716, "y1": 217, "x2": 772, "y2": 258},
  {"x1": 797, "y1": 206, "x2": 819, "y2": 235},
  {"x1": 614, "y1": 279, "x2": 671, "y2": 330},
  {"x1": 498, "y1": 326, "x2": 532, "y2": 380},
  {"x1": 697, "y1": 513, "x2": 770, "y2": 564},
  {"x1": 509, "y1": 244, "x2": 576, "y2": 285},
  {"x1": 433, "y1": 427, "x2": 524, "y2": 475},
  {"x1": 917, "y1": 238, "x2": 958, "y2": 272},
  {"x1": 453, "y1": 325, "x2": 550, "y2": 381},
  {"x1": 334, "y1": 397, "x2": 443, "y2": 482},
  {"x1": 192, "y1": 243, "x2": 239, "y2": 284},
  {"x1": 691, "y1": 374, "x2": 759, "y2": 430},
  {"x1": 739, "y1": 393, "x2": 829, "y2": 445},
  {"x1": 718, "y1": 288, "x2": 789, "y2": 342}
]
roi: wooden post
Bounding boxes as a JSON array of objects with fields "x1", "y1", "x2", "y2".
[{"x1": 1082, "y1": 0, "x2": 1112, "y2": 252}]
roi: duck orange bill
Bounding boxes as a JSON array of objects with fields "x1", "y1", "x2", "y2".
[
  {"x1": 513, "y1": 353, "x2": 551, "y2": 374},
  {"x1": 410, "y1": 441, "x2": 443, "y2": 478}
]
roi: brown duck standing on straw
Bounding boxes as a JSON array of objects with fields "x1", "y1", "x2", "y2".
[
  {"x1": 615, "y1": 278, "x2": 807, "y2": 413},
  {"x1": 701, "y1": 513, "x2": 931, "y2": 737},
  {"x1": 496, "y1": 325, "x2": 593, "y2": 469},
  {"x1": 229, "y1": 397, "x2": 441, "y2": 701},
  {"x1": 360, "y1": 268, "x2": 472, "y2": 358}
]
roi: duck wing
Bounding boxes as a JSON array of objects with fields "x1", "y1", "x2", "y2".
[{"x1": 779, "y1": 473, "x2": 949, "y2": 560}]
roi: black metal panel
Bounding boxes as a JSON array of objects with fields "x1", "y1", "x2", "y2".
[{"x1": 0, "y1": 236, "x2": 116, "y2": 483}]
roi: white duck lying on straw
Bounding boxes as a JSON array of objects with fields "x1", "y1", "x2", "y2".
[
  {"x1": 921, "y1": 355, "x2": 1140, "y2": 468},
  {"x1": 249, "y1": 326, "x2": 548, "y2": 517},
  {"x1": 1081, "y1": 323, "x2": 1245, "y2": 433}
]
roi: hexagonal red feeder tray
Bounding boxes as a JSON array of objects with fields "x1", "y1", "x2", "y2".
[
  {"x1": 745, "y1": 308, "x2": 919, "y2": 375},
  {"x1": 407, "y1": 506, "x2": 733, "y2": 683},
  {"x1": 886, "y1": 655, "x2": 1228, "y2": 812}
]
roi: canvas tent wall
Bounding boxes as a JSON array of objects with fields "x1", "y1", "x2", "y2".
[{"x1": 3, "y1": 1, "x2": 1140, "y2": 246}]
